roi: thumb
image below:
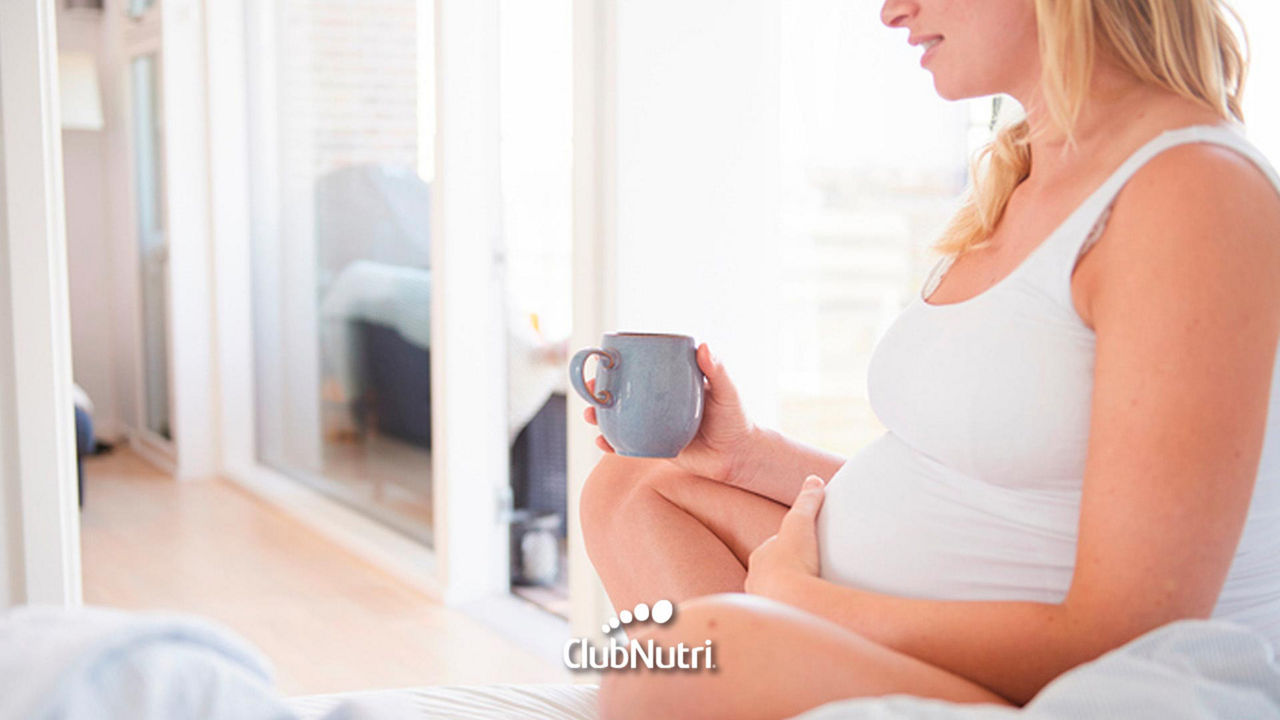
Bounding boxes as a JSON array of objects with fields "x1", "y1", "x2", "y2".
[
  {"x1": 779, "y1": 475, "x2": 825, "y2": 537},
  {"x1": 697, "y1": 343, "x2": 741, "y2": 403}
]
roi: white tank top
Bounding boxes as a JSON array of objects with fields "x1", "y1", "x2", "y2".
[{"x1": 816, "y1": 123, "x2": 1280, "y2": 646}]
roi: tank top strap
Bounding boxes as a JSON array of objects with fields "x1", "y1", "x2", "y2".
[{"x1": 1032, "y1": 122, "x2": 1280, "y2": 315}]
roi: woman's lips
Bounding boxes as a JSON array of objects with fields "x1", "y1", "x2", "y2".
[{"x1": 920, "y1": 38, "x2": 943, "y2": 67}]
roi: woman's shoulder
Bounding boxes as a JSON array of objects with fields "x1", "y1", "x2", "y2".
[
  {"x1": 1117, "y1": 131, "x2": 1280, "y2": 249},
  {"x1": 1110, "y1": 98, "x2": 1277, "y2": 210},
  {"x1": 1135, "y1": 130, "x2": 1277, "y2": 198},
  {"x1": 1076, "y1": 125, "x2": 1280, "y2": 328}
]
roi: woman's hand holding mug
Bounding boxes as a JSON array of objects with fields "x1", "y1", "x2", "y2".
[{"x1": 580, "y1": 341, "x2": 757, "y2": 485}]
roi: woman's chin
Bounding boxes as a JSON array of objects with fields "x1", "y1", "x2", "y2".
[{"x1": 928, "y1": 72, "x2": 996, "y2": 103}]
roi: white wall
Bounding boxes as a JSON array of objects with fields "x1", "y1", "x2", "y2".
[
  {"x1": 58, "y1": 7, "x2": 122, "y2": 441},
  {"x1": 63, "y1": 130, "x2": 117, "y2": 435},
  {"x1": 563, "y1": 0, "x2": 784, "y2": 636},
  {"x1": 612, "y1": 0, "x2": 782, "y2": 425}
]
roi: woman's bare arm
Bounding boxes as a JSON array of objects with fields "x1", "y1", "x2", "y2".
[
  {"x1": 759, "y1": 144, "x2": 1280, "y2": 704},
  {"x1": 727, "y1": 426, "x2": 845, "y2": 506},
  {"x1": 586, "y1": 343, "x2": 845, "y2": 507}
]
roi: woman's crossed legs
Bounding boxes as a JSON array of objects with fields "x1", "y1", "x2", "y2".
[{"x1": 579, "y1": 453, "x2": 1012, "y2": 720}]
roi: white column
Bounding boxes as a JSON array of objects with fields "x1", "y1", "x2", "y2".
[
  {"x1": 433, "y1": 0, "x2": 511, "y2": 604},
  {"x1": 0, "y1": 0, "x2": 83, "y2": 606},
  {"x1": 568, "y1": 0, "x2": 619, "y2": 641},
  {"x1": 161, "y1": 0, "x2": 220, "y2": 479},
  {"x1": 205, "y1": 0, "x2": 255, "y2": 477}
]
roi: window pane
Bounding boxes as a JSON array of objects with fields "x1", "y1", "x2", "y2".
[
  {"x1": 131, "y1": 53, "x2": 171, "y2": 441},
  {"x1": 778, "y1": 1, "x2": 982, "y2": 455},
  {"x1": 248, "y1": 0, "x2": 436, "y2": 545}
]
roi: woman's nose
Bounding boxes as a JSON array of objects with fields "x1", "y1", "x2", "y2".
[{"x1": 880, "y1": 0, "x2": 916, "y2": 28}]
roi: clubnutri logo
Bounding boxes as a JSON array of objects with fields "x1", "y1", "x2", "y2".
[{"x1": 563, "y1": 600, "x2": 717, "y2": 671}]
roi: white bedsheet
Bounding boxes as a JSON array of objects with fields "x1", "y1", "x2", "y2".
[
  {"x1": 286, "y1": 684, "x2": 598, "y2": 720},
  {"x1": 289, "y1": 620, "x2": 1280, "y2": 720},
  {"x1": 5, "y1": 606, "x2": 1276, "y2": 720},
  {"x1": 795, "y1": 619, "x2": 1280, "y2": 720}
]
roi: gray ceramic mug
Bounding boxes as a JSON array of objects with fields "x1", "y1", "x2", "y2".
[{"x1": 569, "y1": 333, "x2": 705, "y2": 458}]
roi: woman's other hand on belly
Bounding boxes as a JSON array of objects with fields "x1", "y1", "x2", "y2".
[{"x1": 746, "y1": 475, "x2": 826, "y2": 603}]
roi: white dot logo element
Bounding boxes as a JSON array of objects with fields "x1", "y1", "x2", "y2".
[
  {"x1": 651, "y1": 599, "x2": 674, "y2": 624},
  {"x1": 600, "y1": 599, "x2": 673, "y2": 635}
]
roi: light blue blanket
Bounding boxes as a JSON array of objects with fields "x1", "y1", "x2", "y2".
[
  {"x1": 0, "y1": 606, "x2": 287, "y2": 720},
  {"x1": 0, "y1": 606, "x2": 596, "y2": 720}
]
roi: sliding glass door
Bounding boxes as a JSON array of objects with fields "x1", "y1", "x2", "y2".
[
  {"x1": 130, "y1": 53, "x2": 172, "y2": 442},
  {"x1": 246, "y1": 0, "x2": 436, "y2": 544},
  {"x1": 240, "y1": 0, "x2": 583, "y2": 615}
]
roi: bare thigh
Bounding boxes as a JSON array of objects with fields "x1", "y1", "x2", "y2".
[
  {"x1": 580, "y1": 453, "x2": 790, "y2": 610},
  {"x1": 599, "y1": 594, "x2": 1012, "y2": 720}
]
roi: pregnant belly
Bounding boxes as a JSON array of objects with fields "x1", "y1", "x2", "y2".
[{"x1": 816, "y1": 432, "x2": 1080, "y2": 603}]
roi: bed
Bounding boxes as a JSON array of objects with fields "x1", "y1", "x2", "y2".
[
  {"x1": 3, "y1": 607, "x2": 1277, "y2": 720},
  {"x1": 280, "y1": 619, "x2": 1280, "y2": 720},
  {"x1": 285, "y1": 684, "x2": 599, "y2": 720}
]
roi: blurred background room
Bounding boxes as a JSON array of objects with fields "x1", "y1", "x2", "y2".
[{"x1": 0, "y1": 0, "x2": 1275, "y2": 698}]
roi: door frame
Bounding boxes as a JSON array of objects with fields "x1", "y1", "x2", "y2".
[
  {"x1": 430, "y1": 0, "x2": 511, "y2": 606},
  {"x1": 567, "y1": 0, "x2": 617, "y2": 641},
  {"x1": 117, "y1": 9, "x2": 178, "y2": 471},
  {"x1": 0, "y1": 0, "x2": 83, "y2": 606}
]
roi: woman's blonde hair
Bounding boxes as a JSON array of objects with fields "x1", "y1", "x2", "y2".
[{"x1": 934, "y1": 0, "x2": 1250, "y2": 256}]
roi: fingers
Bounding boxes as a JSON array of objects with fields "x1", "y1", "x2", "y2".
[
  {"x1": 582, "y1": 379, "x2": 599, "y2": 425},
  {"x1": 793, "y1": 475, "x2": 826, "y2": 513},
  {"x1": 696, "y1": 343, "x2": 716, "y2": 376},
  {"x1": 696, "y1": 342, "x2": 724, "y2": 381},
  {"x1": 696, "y1": 343, "x2": 741, "y2": 405},
  {"x1": 581, "y1": 378, "x2": 613, "y2": 451},
  {"x1": 778, "y1": 475, "x2": 825, "y2": 538}
]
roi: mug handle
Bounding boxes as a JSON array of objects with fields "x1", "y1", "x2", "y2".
[{"x1": 569, "y1": 348, "x2": 619, "y2": 408}]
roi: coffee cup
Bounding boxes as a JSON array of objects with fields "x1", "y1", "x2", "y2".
[{"x1": 569, "y1": 332, "x2": 705, "y2": 458}]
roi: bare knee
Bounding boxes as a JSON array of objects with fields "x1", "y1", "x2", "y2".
[{"x1": 579, "y1": 454, "x2": 672, "y2": 556}]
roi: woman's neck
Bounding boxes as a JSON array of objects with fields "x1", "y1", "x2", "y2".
[{"x1": 1010, "y1": 62, "x2": 1205, "y2": 190}]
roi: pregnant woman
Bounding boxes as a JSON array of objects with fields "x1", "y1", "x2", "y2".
[{"x1": 579, "y1": 1, "x2": 1280, "y2": 718}]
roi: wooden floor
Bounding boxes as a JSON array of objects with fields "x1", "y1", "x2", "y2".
[{"x1": 80, "y1": 448, "x2": 569, "y2": 696}]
